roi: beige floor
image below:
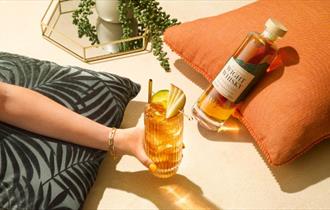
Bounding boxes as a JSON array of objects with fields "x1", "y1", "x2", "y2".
[{"x1": 1, "y1": 1, "x2": 330, "y2": 209}]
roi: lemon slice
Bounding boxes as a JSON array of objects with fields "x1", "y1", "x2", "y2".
[
  {"x1": 151, "y1": 89, "x2": 169, "y2": 109},
  {"x1": 166, "y1": 84, "x2": 186, "y2": 119}
]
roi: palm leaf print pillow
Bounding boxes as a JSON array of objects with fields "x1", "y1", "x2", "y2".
[{"x1": 0, "y1": 52, "x2": 140, "y2": 210}]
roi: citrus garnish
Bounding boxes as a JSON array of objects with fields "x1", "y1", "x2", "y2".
[
  {"x1": 150, "y1": 85, "x2": 186, "y2": 119},
  {"x1": 151, "y1": 89, "x2": 169, "y2": 109},
  {"x1": 167, "y1": 85, "x2": 178, "y2": 109},
  {"x1": 166, "y1": 84, "x2": 186, "y2": 119}
]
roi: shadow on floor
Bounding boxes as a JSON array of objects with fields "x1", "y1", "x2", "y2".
[
  {"x1": 174, "y1": 59, "x2": 209, "y2": 90},
  {"x1": 83, "y1": 155, "x2": 221, "y2": 210},
  {"x1": 174, "y1": 58, "x2": 330, "y2": 193},
  {"x1": 268, "y1": 140, "x2": 330, "y2": 193},
  {"x1": 120, "y1": 100, "x2": 146, "y2": 128}
]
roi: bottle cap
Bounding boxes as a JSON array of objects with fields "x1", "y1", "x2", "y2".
[{"x1": 264, "y1": 18, "x2": 288, "y2": 40}]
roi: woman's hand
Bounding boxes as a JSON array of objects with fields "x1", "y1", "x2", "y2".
[{"x1": 114, "y1": 126, "x2": 156, "y2": 171}]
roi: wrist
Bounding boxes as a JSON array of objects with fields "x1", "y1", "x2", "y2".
[
  {"x1": 113, "y1": 128, "x2": 126, "y2": 156},
  {"x1": 106, "y1": 127, "x2": 127, "y2": 157},
  {"x1": 112, "y1": 127, "x2": 142, "y2": 157},
  {"x1": 108, "y1": 127, "x2": 117, "y2": 158}
]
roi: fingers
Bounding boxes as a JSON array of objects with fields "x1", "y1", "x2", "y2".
[
  {"x1": 133, "y1": 126, "x2": 157, "y2": 172},
  {"x1": 135, "y1": 148, "x2": 157, "y2": 172}
]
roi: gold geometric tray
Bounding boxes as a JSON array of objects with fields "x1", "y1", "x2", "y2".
[{"x1": 41, "y1": 0, "x2": 149, "y2": 63}]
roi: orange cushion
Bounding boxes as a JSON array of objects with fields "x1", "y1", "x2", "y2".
[{"x1": 164, "y1": 0, "x2": 330, "y2": 165}]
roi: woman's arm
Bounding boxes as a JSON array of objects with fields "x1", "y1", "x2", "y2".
[{"x1": 0, "y1": 82, "x2": 153, "y2": 168}]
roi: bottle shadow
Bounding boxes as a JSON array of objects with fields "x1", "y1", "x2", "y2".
[
  {"x1": 83, "y1": 156, "x2": 222, "y2": 210},
  {"x1": 269, "y1": 46, "x2": 300, "y2": 72}
]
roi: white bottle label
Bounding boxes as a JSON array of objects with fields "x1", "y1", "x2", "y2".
[{"x1": 212, "y1": 57, "x2": 254, "y2": 102}]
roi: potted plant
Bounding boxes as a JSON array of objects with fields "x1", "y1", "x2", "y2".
[{"x1": 72, "y1": 0, "x2": 179, "y2": 71}]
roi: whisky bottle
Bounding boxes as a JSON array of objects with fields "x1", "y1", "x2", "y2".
[{"x1": 192, "y1": 18, "x2": 287, "y2": 132}]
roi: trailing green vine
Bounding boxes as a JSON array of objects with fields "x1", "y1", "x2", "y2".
[
  {"x1": 72, "y1": 0, "x2": 179, "y2": 71},
  {"x1": 72, "y1": 0, "x2": 99, "y2": 45}
]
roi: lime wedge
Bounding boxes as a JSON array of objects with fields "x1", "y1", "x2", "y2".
[
  {"x1": 166, "y1": 84, "x2": 186, "y2": 119},
  {"x1": 151, "y1": 89, "x2": 169, "y2": 109}
]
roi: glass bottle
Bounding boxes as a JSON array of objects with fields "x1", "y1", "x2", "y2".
[{"x1": 192, "y1": 18, "x2": 287, "y2": 132}]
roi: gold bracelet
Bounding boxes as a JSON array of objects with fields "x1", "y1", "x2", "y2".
[{"x1": 108, "y1": 127, "x2": 117, "y2": 159}]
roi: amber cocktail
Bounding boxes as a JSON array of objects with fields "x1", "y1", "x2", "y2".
[{"x1": 144, "y1": 103, "x2": 184, "y2": 178}]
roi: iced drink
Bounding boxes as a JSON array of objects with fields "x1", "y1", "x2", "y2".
[{"x1": 144, "y1": 103, "x2": 184, "y2": 178}]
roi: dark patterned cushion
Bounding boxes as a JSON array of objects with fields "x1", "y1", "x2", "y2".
[{"x1": 0, "y1": 52, "x2": 140, "y2": 210}]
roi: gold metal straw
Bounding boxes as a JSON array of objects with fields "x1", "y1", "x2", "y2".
[{"x1": 148, "y1": 79, "x2": 153, "y2": 103}]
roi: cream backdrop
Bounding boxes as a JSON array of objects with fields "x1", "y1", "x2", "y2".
[{"x1": 1, "y1": 1, "x2": 330, "y2": 209}]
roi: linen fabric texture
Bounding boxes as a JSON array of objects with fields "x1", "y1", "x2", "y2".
[
  {"x1": 0, "y1": 52, "x2": 140, "y2": 209},
  {"x1": 164, "y1": 0, "x2": 330, "y2": 165}
]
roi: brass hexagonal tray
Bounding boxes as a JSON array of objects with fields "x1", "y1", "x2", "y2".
[{"x1": 41, "y1": 0, "x2": 149, "y2": 63}]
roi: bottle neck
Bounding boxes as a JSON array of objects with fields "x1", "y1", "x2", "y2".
[{"x1": 261, "y1": 30, "x2": 278, "y2": 42}]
